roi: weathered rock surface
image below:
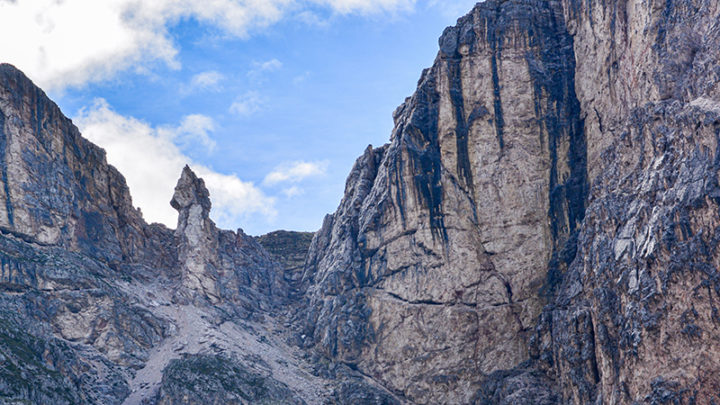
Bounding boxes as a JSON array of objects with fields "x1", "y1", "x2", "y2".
[
  {"x1": 153, "y1": 354, "x2": 305, "y2": 405},
  {"x1": 530, "y1": 1, "x2": 720, "y2": 403},
  {"x1": 0, "y1": 64, "x2": 169, "y2": 267},
  {"x1": 2, "y1": 0, "x2": 720, "y2": 403},
  {"x1": 300, "y1": 1, "x2": 586, "y2": 403},
  {"x1": 170, "y1": 165, "x2": 288, "y2": 315},
  {"x1": 256, "y1": 230, "x2": 314, "y2": 288},
  {"x1": 0, "y1": 63, "x2": 332, "y2": 404},
  {"x1": 300, "y1": 0, "x2": 720, "y2": 404}
]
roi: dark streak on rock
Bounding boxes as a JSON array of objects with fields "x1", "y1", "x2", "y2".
[
  {"x1": 443, "y1": 21, "x2": 476, "y2": 195},
  {"x1": 488, "y1": 9, "x2": 506, "y2": 150},
  {"x1": 520, "y1": 1, "x2": 588, "y2": 300},
  {"x1": 0, "y1": 109, "x2": 13, "y2": 226},
  {"x1": 446, "y1": 59, "x2": 475, "y2": 195},
  {"x1": 403, "y1": 71, "x2": 448, "y2": 242}
]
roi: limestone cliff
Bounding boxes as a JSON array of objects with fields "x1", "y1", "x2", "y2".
[
  {"x1": 532, "y1": 1, "x2": 720, "y2": 403},
  {"x1": 256, "y1": 230, "x2": 314, "y2": 288},
  {"x1": 301, "y1": 1, "x2": 586, "y2": 403},
  {"x1": 171, "y1": 165, "x2": 287, "y2": 314},
  {"x1": 300, "y1": 0, "x2": 720, "y2": 403}
]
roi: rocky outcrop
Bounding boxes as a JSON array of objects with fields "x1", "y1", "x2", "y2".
[
  {"x1": 531, "y1": 1, "x2": 720, "y2": 403},
  {"x1": 0, "y1": 219, "x2": 167, "y2": 403},
  {"x1": 256, "y1": 230, "x2": 314, "y2": 287},
  {"x1": 172, "y1": 166, "x2": 222, "y2": 303},
  {"x1": 171, "y1": 165, "x2": 288, "y2": 316},
  {"x1": 153, "y1": 354, "x2": 305, "y2": 405}
]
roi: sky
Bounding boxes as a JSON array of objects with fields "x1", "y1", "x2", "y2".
[{"x1": 0, "y1": 0, "x2": 479, "y2": 235}]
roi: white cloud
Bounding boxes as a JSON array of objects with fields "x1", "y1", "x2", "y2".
[
  {"x1": 247, "y1": 58, "x2": 283, "y2": 82},
  {"x1": 0, "y1": 0, "x2": 415, "y2": 91},
  {"x1": 295, "y1": 11, "x2": 331, "y2": 27},
  {"x1": 184, "y1": 70, "x2": 224, "y2": 93},
  {"x1": 283, "y1": 186, "x2": 305, "y2": 198},
  {"x1": 229, "y1": 91, "x2": 264, "y2": 116},
  {"x1": 264, "y1": 161, "x2": 329, "y2": 185},
  {"x1": 171, "y1": 114, "x2": 217, "y2": 152},
  {"x1": 254, "y1": 59, "x2": 283, "y2": 73},
  {"x1": 75, "y1": 99, "x2": 276, "y2": 229}
]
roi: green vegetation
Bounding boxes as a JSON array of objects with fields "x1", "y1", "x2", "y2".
[{"x1": 160, "y1": 354, "x2": 304, "y2": 404}]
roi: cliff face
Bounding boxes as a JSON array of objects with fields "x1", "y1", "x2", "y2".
[
  {"x1": 1, "y1": 0, "x2": 720, "y2": 403},
  {"x1": 301, "y1": 1, "x2": 586, "y2": 403},
  {"x1": 534, "y1": 1, "x2": 720, "y2": 403},
  {"x1": 0, "y1": 64, "x2": 168, "y2": 267},
  {"x1": 256, "y1": 230, "x2": 314, "y2": 288},
  {"x1": 301, "y1": 0, "x2": 720, "y2": 403}
]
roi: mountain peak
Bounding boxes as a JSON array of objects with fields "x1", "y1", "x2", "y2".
[
  {"x1": 170, "y1": 165, "x2": 211, "y2": 215},
  {"x1": 0, "y1": 63, "x2": 25, "y2": 77}
]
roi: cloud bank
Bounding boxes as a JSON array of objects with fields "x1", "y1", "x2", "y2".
[
  {"x1": 0, "y1": 0, "x2": 417, "y2": 91},
  {"x1": 75, "y1": 99, "x2": 276, "y2": 229}
]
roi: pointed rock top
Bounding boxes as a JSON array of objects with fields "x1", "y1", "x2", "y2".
[
  {"x1": 170, "y1": 165, "x2": 211, "y2": 213},
  {"x1": 0, "y1": 63, "x2": 24, "y2": 77},
  {"x1": 0, "y1": 63, "x2": 40, "y2": 93}
]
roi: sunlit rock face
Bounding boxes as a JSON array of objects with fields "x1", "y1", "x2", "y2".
[
  {"x1": 170, "y1": 164, "x2": 289, "y2": 314},
  {"x1": 301, "y1": 1, "x2": 587, "y2": 402},
  {"x1": 301, "y1": 0, "x2": 720, "y2": 403},
  {"x1": 172, "y1": 166, "x2": 222, "y2": 303},
  {"x1": 2, "y1": 0, "x2": 720, "y2": 403}
]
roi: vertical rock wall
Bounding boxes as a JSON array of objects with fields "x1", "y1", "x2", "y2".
[
  {"x1": 302, "y1": 0, "x2": 720, "y2": 403},
  {"x1": 532, "y1": 1, "x2": 720, "y2": 403},
  {"x1": 0, "y1": 64, "x2": 164, "y2": 267},
  {"x1": 301, "y1": 1, "x2": 588, "y2": 403}
]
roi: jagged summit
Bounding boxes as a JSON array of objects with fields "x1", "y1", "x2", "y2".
[
  {"x1": 0, "y1": 62, "x2": 33, "y2": 85},
  {"x1": 170, "y1": 165, "x2": 212, "y2": 215},
  {"x1": 0, "y1": 59, "x2": 312, "y2": 404}
]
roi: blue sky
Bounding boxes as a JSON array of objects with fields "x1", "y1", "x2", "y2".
[{"x1": 0, "y1": 0, "x2": 479, "y2": 235}]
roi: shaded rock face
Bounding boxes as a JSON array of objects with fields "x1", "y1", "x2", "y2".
[
  {"x1": 255, "y1": 230, "x2": 314, "y2": 287},
  {"x1": 530, "y1": 1, "x2": 720, "y2": 403},
  {"x1": 153, "y1": 354, "x2": 305, "y2": 405},
  {"x1": 0, "y1": 64, "x2": 167, "y2": 267},
  {"x1": 301, "y1": 1, "x2": 587, "y2": 403}
]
